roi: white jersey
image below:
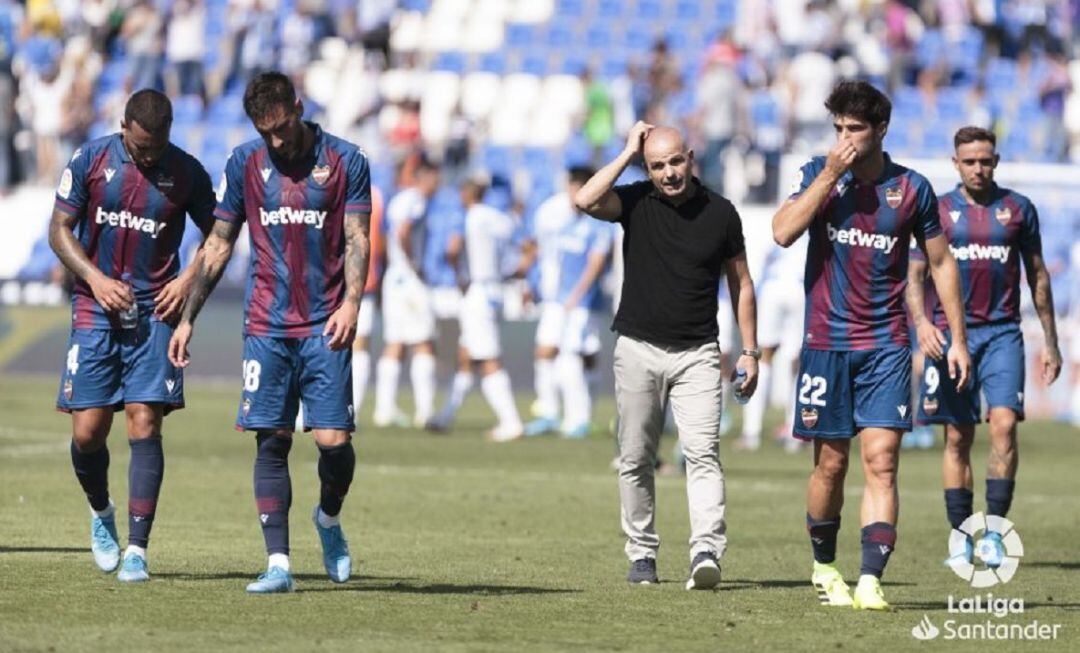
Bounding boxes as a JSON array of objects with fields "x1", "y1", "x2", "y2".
[
  {"x1": 465, "y1": 202, "x2": 515, "y2": 287},
  {"x1": 761, "y1": 233, "x2": 807, "y2": 285},
  {"x1": 385, "y1": 187, "x2": 427, "y2": 270},
  {"x1": 531, "y1": 192, "x2": 575, "y2": 301}
]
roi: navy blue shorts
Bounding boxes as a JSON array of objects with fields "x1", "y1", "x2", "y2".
[
  {"x1": 236, "y1": 335, "x2": 353, "y2": 432},
  {"x1": 918, "y1": 322, "x2": 1024, "y2": 425},
  {"x1": 793, "y1": 346, "x2": 912, "y2": 440},
  {"x1": 56, "y1": 320, "x2": 184, "y2": 413}
]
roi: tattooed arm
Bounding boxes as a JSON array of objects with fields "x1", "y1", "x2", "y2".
[
  {"x1": 1022, "y1": 248, "x2": 1061, "y2": 385},
  {"x1": 323, "y1": 211, "x2": 372, "y2": 350},
  {"x1": 48, "y1": 207, "x2": 134, "y2": 313},
  {"x1": 167, "y1": 219, "x2": 242, "y2": 367}
]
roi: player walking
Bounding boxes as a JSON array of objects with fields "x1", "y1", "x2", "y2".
[
  {"x1": 773, "y1": 81, "x2": 971, "y2": 610},
  {"x1": 169, "y1": 73, "x2": 372, "y2": 593},
  {"x1": 906, "y1": 126, "x2": 1061, "y2": 566},
  {"x1": 50, "y1": 90, "x2": 216, "y2": 582}
]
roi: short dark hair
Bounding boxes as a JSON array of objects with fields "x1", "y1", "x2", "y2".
[
  {"x1": 954, "y1": 125, "x2": 996, "y2": 149},
  {"x1": 124, "y1": 89, "x2": 172, "y2": 134},
  {"x1": 243, "y1": 72, "x2": 296, "y2": 121},
  {"x1": 567, "y1": 165, "x2": 595, "y2": 185},
  {"x1": 824, "y1": 80, "x2": 891, "y2": 127}
]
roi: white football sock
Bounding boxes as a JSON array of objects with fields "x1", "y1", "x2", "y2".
[
  {"x1": 411, "y1": 352, "x2": 436, "y2": 424},
  {"x1": 534, "y1": 357, "x2": 559, "y2": 419},
  {"x1": 351, "y1": 350, "x2": 371, "y2": 417},
  {"x1": 268, "y1": 553, "x2": 290, "y2": 571},
  {"x1": 316, "y1": 506, "x2": 339, "y2": 529},
  {"x1": 741, "y1": 360, "x2": 771, "y2": 444},
  {"x1": 124, "y1": 544, "x2": 147, "y2": 559},
  {"x1": 91, "y1": 501, "x2": 115, "y2": 519},
  {"x1": 557, "y1": 353, "x2": 590, "y2": 429},
  {"x1": 374, "y1": 356, "x2": 401, "y2": 421},
  {"x1": 481, "y1": 369, "x2": 522, "y2": 432},
  {"x1": 439, "y1": 371, "x2": 475, "y2": 424}
]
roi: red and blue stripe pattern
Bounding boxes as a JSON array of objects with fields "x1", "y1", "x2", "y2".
[
  {"x1": 215, "y1": 123, "x2": 371, "y2": 338},
  {"x1": 53, "y1": 134, "x2": 217, "y2": 329},
  {"x1": 918, "y1": 185, "x2": 1040, "y2": 329},
  {"x1": 790, "y1": 154, "x2": 942, "y2": 351}
]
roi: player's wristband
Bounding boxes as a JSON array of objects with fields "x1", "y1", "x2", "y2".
[{"x1": 740, "y1": 348, "x2": 762, "y2": 360}]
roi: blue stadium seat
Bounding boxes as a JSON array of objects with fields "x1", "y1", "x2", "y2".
[
  {"x1": 585, "y1": 24, "x2": 611, "y2": 50},
  {"x1": 556, "y1": 0, "x2": 585, "y2": 17},
  {"x1": 482, "y1": 145, "x2": 513, "y2": 177},
  {"x1": 560, "y1": 53, "x2": 589, "y2": 76},
  {"x1": 634, "y1": 0, "x2": 663, "y2": 21},
  {"x1": 433, "y1": 52, "x2": 466, "y2": 73},
  {"x1": 173, "y1": 95, "x2": 204, "y2": 124},
  {"x1": 504, "y1": 23, "x2": 539, "y2": 48},
  {"x1": 521, "y1": 54, "x2": 550, "y2": 76},
  {"x1": 675, "y1": 0, "x2": 702, "y2": 21},
  {"x1": 400, "y1": 0, "x2": 431, "y2": 11},
  {"x1": 478, "y1": 52, "x2": 509, "y2": 74},
  {"x1": 596, "y1": 0, "x2": 623, "y2": 18},
  {"x1": 545, "y1": 23, "x2": 574, "y2": 49}
]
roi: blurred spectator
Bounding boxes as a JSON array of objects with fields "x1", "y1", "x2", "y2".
[
  {"x1": 239, "y1": 1, "x2": 278, "y2": 83},
  {"x1": 354, "y1": 0, "x2": 395, "y2": 66},
  {"x1": 121, "y1": 0, "x2": 164, "y2": 92},
  {"x1": 645, "y1": 39, "x2": 681, "y2": 124},
  {"x1": 581, "y1": 69, "x2": 614, "y2": 163},
  {"x1": 81, "y1": 0, "x2": 118, "y2": 54},
  {"x1": 694, "y1": 56, "x2": 743, "y2": 196},
  {"x1": 166, "y1": 0, "x2": 207, "y2": 102},
  {"x1": 22, "y1": 58, "x2": 70, "y2": 183},
  {"x1": 1038, "y1": 46, "x2": 1073, "y2": 161},
  {"x1": 784, "y1": 49, "x2": 836, "y2": 151},
  {"x1": 0, "y1": 0, "x2": 21, "y2": 194},
  {"x1": 280, "y1": 3, "x2": 316, "y2": 81}
]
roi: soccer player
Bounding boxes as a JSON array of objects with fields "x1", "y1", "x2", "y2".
[
  {"x1": 168, "y1": 73, "x2": 372, "y2": 593},
  {"x1": 736, "y1": 237, "x2": 807, "y2": 451},
  {"x1": 522, "y1": 169, "x2": 580, "y2": 434},
  {"x1": 351, "y1": 184, "x2": 385, "y2": 418},
  {"x1": 548, "y1": 175, "x2": 614, "y2": 438},
  {"x1": 772, "y1": 81, "x2": 972, "y2": 610},
  {"x1": 905, "y1": 126, "x2": 1061, "y2": 566},
  {"x1": 429, "y1": 177, "x2": 523, "y2": 440},
  {"x1": 372, "y1": 156, "x2": 441, "y2": 428},
  {"x1": 49, "y1": 89, "x2": 216, "y2": 582}
]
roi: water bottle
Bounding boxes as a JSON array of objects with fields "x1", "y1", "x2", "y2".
[
  {"x1": 733, "y1": 368, "x2": 749, "y2": 405},
  {"x1": 119, "y1": 272, "x2": 138, "y2": 330}
]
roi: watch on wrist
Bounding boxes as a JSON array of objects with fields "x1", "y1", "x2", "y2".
[{"x1": 741, "y1": 348, "x2": 762, "y2": 360}]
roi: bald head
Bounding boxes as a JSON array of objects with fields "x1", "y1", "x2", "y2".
[{"x1": 642, "y1": 126, "x2": 694, "y2": 202}]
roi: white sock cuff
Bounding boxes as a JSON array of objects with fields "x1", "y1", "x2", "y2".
[{"x1": 268, "y1": 553, "x2": 290, "y2": 572}]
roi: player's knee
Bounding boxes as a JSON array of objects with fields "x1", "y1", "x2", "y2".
[
  {"x1": 679, "y1": 439, "x2": 719, "y2": 466},
  {"x1": 944, "y1": 427, "x2": 974, "y2": 454},
  {"x1": 864, "y1": 450, "x2": 898, "y2": 484},
  {"x1": 815, "y1": 454, "x2": 848, "y2": 483},
  {"x1": 125, "y1": 404, "x2": 162, "y2": 438},
  {"x1": 989, "y1": 410, "x2": 1018, "y2": 438},
  {"x1": 312, "y1": 429, "x2": 350, "y2": 447},
  {"x1": 71, "y1": 428, "x2": 108, "y2": 452}
]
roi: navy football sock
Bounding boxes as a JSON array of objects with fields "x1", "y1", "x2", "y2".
[
  {"x1": 944, "y1": 487, "x2": 974, "y2": 530},
  {"x1": 859, "y1": 522, "x2": 897, "y2": 578},
  {"x1": 70, "y1": 439, "x2": 110, "y2": 511},
  {"x1": 317, "y1": 440, "x2": 355, "y2": 518},
  {"x1": 986, "y1": 478, "x2": 1015, "y2": 519},
  {"x1": 127, "y1": 436, "x2": 165, "y2": 547},
  {"x1": 254, "y1": 433, "x2": 293, "y2": 554},
  {"x1": 806, "y1": 514, "x2": 841, "y2": 564}
]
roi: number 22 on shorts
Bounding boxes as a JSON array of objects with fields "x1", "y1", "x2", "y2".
[{"x1": 798, "y1": 373, "x2": 827, "y2": 406}]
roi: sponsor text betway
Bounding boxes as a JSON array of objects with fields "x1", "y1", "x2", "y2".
[
  {"x1": 950, "y1": 243, "x2": 1010, "y2": 263},
  {"x1": 96, "y1": 207, "x2": 167, "y2": 238},
  {"x1": 826, "y1": 224, "x2": 898, "y2": 254},
  {"x1": 260, "y1": 207, "x2": 327, "y2": 229}
]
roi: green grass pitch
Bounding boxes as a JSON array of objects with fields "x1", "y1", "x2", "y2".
[{"x1": 1, "y1": 377, "x2": 1077, "y2": 652}]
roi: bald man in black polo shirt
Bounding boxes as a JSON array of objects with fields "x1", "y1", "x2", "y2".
[{"x1": 575, "y1": 122, "x2": 760, "y2": 589}]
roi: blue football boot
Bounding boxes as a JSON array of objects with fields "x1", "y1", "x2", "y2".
[
  {"x1": 90, "y1": 510, "x2": 121, "y2": 572},
  {"x1": 245, "y1": 566, "x2": 295, "y2": 593},
  {"x1": 117, "y1": 551, "x2": 149, "y2": 582},
  {"x1": 313, "y1": 507, "x2": 351, "y2": 583}
]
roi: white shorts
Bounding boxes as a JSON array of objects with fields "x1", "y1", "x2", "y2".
[
  {"x1": 382, "y1": 267, "x2": 435, "y2": 345},
  {"x1": 757, "y1": 279, "x2": 805, "y2": 351},
  {"x1": 356, "y1": 293, "x2": 376, "y2": 338},
  {"x1": 430, "y1": 285, "x2": 463, "y2": 320},
  {"x1": 560, "y1": 306, "x2": 602, "y2": 355},
  {"x1": 460, "y1": 284, "x2": 501, "y2": 360},
  {"x1": 535, "y1": 301, "x2": 563, "y2": 349}
]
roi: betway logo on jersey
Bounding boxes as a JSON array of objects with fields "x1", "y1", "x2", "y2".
[
  {"x1": 950, "y1": 243, "x2": 1011, "y2": 263},
  {"x1": 259, "y1": 207, "x2": 327, "y2": 229},
  {"x1": 826, "y1": 224, "x2": 899, "y2": 254},
  {"x1": 95, "y1": 207, "x2": 167, "y2": 238}
]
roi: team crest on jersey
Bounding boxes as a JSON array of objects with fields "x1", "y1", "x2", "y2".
[
  {"x1": 949, "y1": 210, "x2": 961, "y2": 223},
  {"x1": 885, "y1": 187, "x2": 903, "y2": 208},
  {"x1": 58, "y1": 168, "x2": 73, "y2": 199},
  {"x1": 312, "y1": 165, "x2": 331, "y2": 185},
  {"x1": 995, "y1": 207, "x2": 1011, "y2": 225},
  {"x1": 104, "y1": 168, "x2": 116, "y2": 183},
  {"x1": 923, "y1": 396, "x2": 939, "y2": 416},
  {"x1": 801, "y1": 407, "x2": 819, "y2": 429},
  {"x1": 63, "y1": 378, "x2": 73, "y2": 400},
  {"x1": 242, "y1": 397, "x2": 252, "y2": 416},
  {"x1": 157, "y1": 173, "x2": 175, "y2": 190},
  {"x1": 260, "y1": 168, "x2": 272, "y2": 182}
]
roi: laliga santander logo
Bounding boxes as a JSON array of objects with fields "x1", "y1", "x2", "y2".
[{"x1": 948, "y1": 512, "x2": 1024, "y2": 587}]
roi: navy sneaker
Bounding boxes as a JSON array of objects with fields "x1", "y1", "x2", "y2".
[
  {"x1": 685, "y1": 551, "x2": 721, "y2": 590},
  {"x1": 627, "y1": 558, "x2": 658, "y2": 584}
]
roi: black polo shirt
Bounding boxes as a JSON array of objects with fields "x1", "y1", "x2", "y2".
[{"x1": 605, "y1": 178, "x2": 745, "y2": 348}]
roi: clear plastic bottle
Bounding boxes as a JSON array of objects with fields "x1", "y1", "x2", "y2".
[
  {"x1": 119, "y1": 272, "x2": 138, "y2": 329},
  {"x1": 732, "y1": 368, "x2": 749, "y2": 405}
]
